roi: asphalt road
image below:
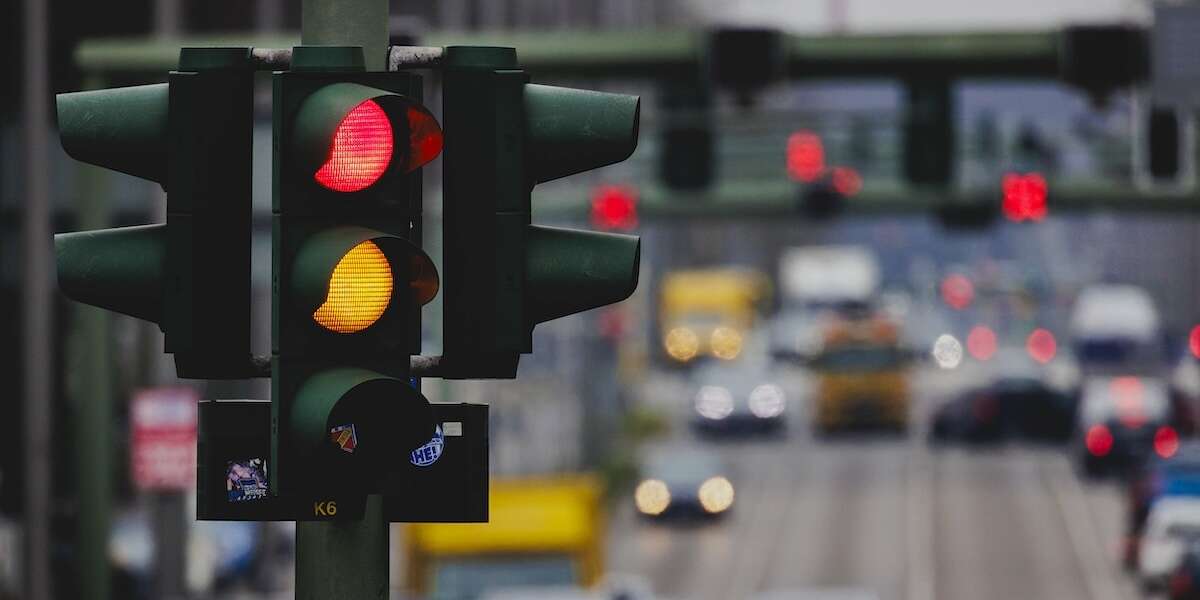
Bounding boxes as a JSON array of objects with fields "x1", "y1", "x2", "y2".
[{"x1": 609, "y1": 367, "x2": 1144, "y2": 600}]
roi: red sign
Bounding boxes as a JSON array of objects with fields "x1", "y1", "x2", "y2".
[{"x1": 130, "y1": 387, "x2": 199, "y2": 491}]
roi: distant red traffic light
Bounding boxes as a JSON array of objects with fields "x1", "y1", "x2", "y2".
[
  {"x1": 787, "y1": 131, "x2": 824, "y2": 183},
  {"x1": 591, "y1": 185, "x2": 638, "y2": 231},
  {"x1": 1001, "y1": 172, "x2": 1048, "y2": 223}
]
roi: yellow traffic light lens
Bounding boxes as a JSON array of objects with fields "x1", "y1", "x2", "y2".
[{"x1": 313, "y1": 240, "x2": 393, "y2": 333}]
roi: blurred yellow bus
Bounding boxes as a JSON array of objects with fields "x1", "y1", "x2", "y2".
[
  {"x1": 811, "y1": 315, "x2": 911, "y2": 432},
  {"x1": 659, "y1": 268, "x2": 770, "y2": 364},
  {"x1": 402, "y1": 475, "x2": 605, "y2": 599}
]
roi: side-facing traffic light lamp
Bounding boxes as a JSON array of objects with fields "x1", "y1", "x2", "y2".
[
  {"x1": 441, "y1": 46, "x2": 642, "y2": 378},
  {"x1": 272, "y1": 46, "x2": 443, "y2": 497},
  {"x1": 56, "y1": 47, "x2": 255, "y2": 378}
]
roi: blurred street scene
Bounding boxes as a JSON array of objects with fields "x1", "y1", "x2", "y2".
[{"x1": 8, "y1": 0, "x2": 1200, "y2": 599}]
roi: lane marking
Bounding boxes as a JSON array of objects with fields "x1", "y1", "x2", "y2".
[
  {"x1": 906, "y1": 427, "x2": 936, "y2": 600},
  {"x1": 1043, "y1": 455, "x2": 1128, "y2": 600}
]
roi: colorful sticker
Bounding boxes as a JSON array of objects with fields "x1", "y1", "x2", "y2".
[
  {"x1": 226, "y1": 458, "x2": 268, "y2": 503},
  {"x1": 410, "y1": 425, "x2": 444, "y2": 467},
  {"x1": 330, "y1": 424, "x2": 358, "y2": 454}
]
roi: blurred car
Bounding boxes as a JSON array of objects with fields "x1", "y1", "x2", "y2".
[
  {"x1": 1125, "y1": 442, "x2": 1200, "y2": 569},
  {"x1": 929, "y1": 348, "x2": 1074, "y2": 444},
  {"x1": 810, "y1": 315, "x2": 911, "y2": 433},
  {"x1": 1069, "y1": 284, "x2": 1168, "y2": 375},
  {"x1": 689, "y1": 360, "x2": 787, "y2": 436},
  {"x1": 1167, "y1": 541, "x2": 1200, "y2": 600},
  {"x1": 659, "y1": 269, "x2": 770, "y2": 365},
  {"x1": 634, "y1": 446, "x2": 734, "y2": 521},
  {"x1": 1140, "y1": 497, "x2": 1200, "y2": 590},
  {"x1": 1074, "y1": 375, "x2": 1179, "y2": 478}
]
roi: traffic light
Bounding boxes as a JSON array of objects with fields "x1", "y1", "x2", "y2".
[
  {"x1": 442, "y1": 46, "x2": 641, "y2": 378},
  {"x1": 271, "y1": 46, "x2": 442, "y2": 496},
  {"x1": 55, "y1": 47, "x2": 254, "y2": 377}
]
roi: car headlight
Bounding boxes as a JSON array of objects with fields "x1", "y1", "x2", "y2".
[
  {"x1": 634, "y1": 479, "x2": 671, "y2": 516},
  {"x1": 749, "y1": 384, "x2": 786, "y2": 418},
  {"x1": 665, "y1": 327, "x2": 700, "y2": 362},
  {"x1": 695, "y1": 385, "x2": 734, "y2": 420},
  {"x1": 698, "y1": 476, "x2": 734, "y2": 514},
  {"x1": 710, "y1": 327, "x2": 743, "y2": 360}
]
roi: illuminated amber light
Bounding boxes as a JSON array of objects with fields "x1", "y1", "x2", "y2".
[
  {"x1": 664, "y1": 327, "x2": 700, "y2": 362},
  {"x1": 634, "y1": 479, "x2": 671, "y2": 516},
  {"x1": 313, "y1": 241, "x2": 393, "y2": 333},
  {"x1": 710, "y1": 326, "x2": 743, "y2": 360},
  {"x1": 698, "y1": 476, "x2": 735, "y2": 514}
]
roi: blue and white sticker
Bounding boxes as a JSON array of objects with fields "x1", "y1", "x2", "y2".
[{"x1": 410, "y1": 425, "x2": 444, "y2": 467}]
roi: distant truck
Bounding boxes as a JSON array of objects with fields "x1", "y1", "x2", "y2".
[
  {"x1": 659, "y1": 268, "x2": 770, "y2": 364},
  {"x1": 1069, "y1": 284, "x2": 1167, "y2": 376},
  {"x1": 810, "y1": 315, "x2": 911, "y2": 433},
  {"x1": 778, "y1": 245, "x2": 880, "y2": 312},
  {"x1": 403, "y1": 475, "x2": 605, "y2": 600}
]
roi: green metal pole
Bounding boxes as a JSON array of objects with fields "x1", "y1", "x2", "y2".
[
  {"x1": 300, "y1": 0, "x2": 389, "y2": 71},
  {"x1": 69, "y1": 74, "x2": 113, "y2": 600},
  {"x1": 295, "y1": 0, "x2": 391, "y2": 598}
]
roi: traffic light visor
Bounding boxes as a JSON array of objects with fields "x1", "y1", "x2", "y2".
[{"x1": 293, "y1": 83, "x2": 443, "y2": 193}]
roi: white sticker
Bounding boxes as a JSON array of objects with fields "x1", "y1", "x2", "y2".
[{"x1": 442, "y1": 421, "x2": 463, "y2": 437}]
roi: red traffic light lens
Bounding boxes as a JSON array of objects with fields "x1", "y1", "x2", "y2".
[{"x1": 315, "y1": 100, "x2": 394, "y2": 193}]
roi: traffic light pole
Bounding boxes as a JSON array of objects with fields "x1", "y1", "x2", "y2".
[{"x1": 295, "y1": 0, "x2": 391, "y2": 598}]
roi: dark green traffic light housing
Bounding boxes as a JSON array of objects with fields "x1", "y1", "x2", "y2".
[
  {"x1": 441, "y1": 46, "x2": 642, "y2": 378},
  {"x1": 54, "y1": 47, "x2": 254, "y2": 378}
]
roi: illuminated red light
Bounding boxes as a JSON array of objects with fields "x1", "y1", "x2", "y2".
[
  {"x1": 967, "y1": 325, "x2": 997, "y2": 361},
  {"x1": 787, "y1": 131, "x2": 825, "y2": 183},
  {"x1": 590, "y1": 185, "x2": 638, "y2": 231},
  {"x1": 315, "y1": 100, "x2": 394, "y2": 192},
  {"x1": 404, "y1": 105, "x2": 443, "y2": 172},
  {"x1": 940, "y1": 274, "x2": 974, "y2": 311},
  {"x1": 1001, "y1": 172, "x2": 1048, "y2": 223},
  {"x1": 1189, "y1": 325, "x2": 1200, "y2": 359},
  {"x1": 1155, "y1": 426, "x2": 1180, "y2": 459},
  {"x1": 831, "y1": 167, "x2": 863, "y2": 197},
  {"x1": 1086, "y1": 424, "x2": 1114, "y2": 457},
  {"x1": 1026, "y1": 328, "x2": 1056, "y2": 364}
]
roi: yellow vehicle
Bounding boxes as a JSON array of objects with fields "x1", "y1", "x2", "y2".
[
  {"x1": 811, "y1": 316, "x2": 911, "y2": 432},
  {"x1": 403, "y1": 475, "x2": 605, "y2": 599},
  {"x1": 659, "y1": 269, "x2": 770, "y2": 364}
]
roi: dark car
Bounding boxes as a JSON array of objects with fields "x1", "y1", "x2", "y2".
[
  {"x1": 1124, "y1": 442, "x2": 1200, "y2": 569},
  {"x1": 1074, "y1": 375, "x2": 1179, "y2": 478},
  {"x1": 1168, "y1": 541, "x2": 1200, "y2": 600},
  {"x1": 634, "y1": 446, "x2": 735, "y2": 521},
  {"x1": 929, "y1": 349, "x2": 1074, "y2": 445},
  {"x1": 689, "y1": 360, "x2": 787, "y2": 437}
]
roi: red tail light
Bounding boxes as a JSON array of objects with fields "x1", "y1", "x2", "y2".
[
  {"x1": 1155, "y1": 426, "x2": 1180, "y2": 459},
  {"x1": 1086, "y1": 424, "x2": 1113, "y2": 457},
  {"x1": 1026, "y1": 328, "x2": 1057, "y2": 364}
]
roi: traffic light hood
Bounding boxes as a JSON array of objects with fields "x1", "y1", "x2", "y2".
[
  {"x1": 56, "y1": 84, "x2": 169, "y2": 185},
  {"x1": 525, "y1": 84, "x2": 640, "y2": 184},
  {"x1": 290, "y1": 368, "x2": 435, "y2": 486},
  {"x1": 290, "y1": 82, "x2": 442, "y2": 191},
  {"x1": 525, "y1": 225, "x2": 641, "y2": 325},
  {"x1": 55, "y1": 224, "x2": 166, "y2": 324}
]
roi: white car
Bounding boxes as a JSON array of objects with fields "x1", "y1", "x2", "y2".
[{"x1": 1138, "y1": 497, "x2": 1200, "y2": 587}]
